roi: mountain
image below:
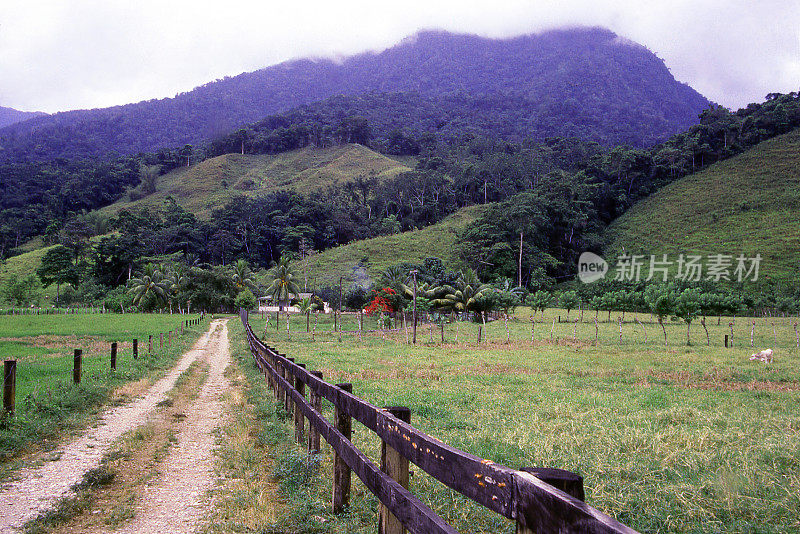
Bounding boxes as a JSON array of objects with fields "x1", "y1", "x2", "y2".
[
  {"x1": 605, "y1": 127, "x2": 800, "y2": 285},
  {"x1": 0, "y1": 27, "x2": 709, "y2": 163},
  {"x1": 0, "y1": 106, "x2": 46, "y2": 129}
]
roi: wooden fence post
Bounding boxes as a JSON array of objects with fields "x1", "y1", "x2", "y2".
[
  {"x1": 110, "y1": 342, "x2": 117, "y2": 370},
  {"x1": 520, "y1": 467, "x2": 585, "y2": 500},
  {"x1": 379, "y1": 406, "x2": 411, "y2": 534},
  {"x1": 264, "y1": 350, "x2": 274, "y2": 391},
  {"x1": 160, "y1": 333, "x2": 163, "y2": 349},
  {"x1": 132, "y1": 338, "x2": 138, "y2": 359},
  {"x1": 514, "y1": 467, "x2": 586, "y2": 533},
  {"x1": 284, "y1": 357, "x2": 294, "y2": 414},
  {"x1": 3, "y1": 360, "x2": 16, "y2": 417},
  {"x1": 276, "y1": 356, "x2": 285, "y2": 403},
  {"x1": 73, "y1": 349, "x2": 82, "y2": 384},
  {"x1": 294, "y1": 364, "x2": 306, "y2": 444},
  {"x1": 308, "y1": 371, "x2": 323, "y2": 453},
  {"x1": 148, "y1": 335, "x2": 152, "y2": 354},
  {"x1": 271, "y1": 353, "x2": 280, "y2": 400},
  {"x1": 332, "y1": 382, "x2": 353, "y2": 514}
]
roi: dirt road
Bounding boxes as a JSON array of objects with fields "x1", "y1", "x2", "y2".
[{"x1": 0, "y1": 318, "x2": 231, "y2": 534}]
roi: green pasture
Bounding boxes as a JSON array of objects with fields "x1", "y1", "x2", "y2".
[
  {"x1": 606, "y1": 128, "x2": 800, "y2": 285},
  {"x1": 0, "y1": 313, "x2": 206, "y2": 461},
  {"x1": 239, "y1": 308, "x2": 800, "y2": 533}
]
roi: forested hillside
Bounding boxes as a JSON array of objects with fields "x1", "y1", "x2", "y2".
[
  {"x1": 2, "y1": 92, "x2": 798, "y2": 283},
  {"x1": 0, "y1": 27, "x2": 707, "y2": 162},
  {"x1": 0, "y1": 106, "x2": 46, "y2": 129}
]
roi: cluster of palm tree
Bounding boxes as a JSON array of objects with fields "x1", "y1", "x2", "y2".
[
  {"x1": 380, "y1": 267, "x2": 500, "y2": 318},
  {"x1": 126, "y1": 263, "x2": 187, "y2": 313}
]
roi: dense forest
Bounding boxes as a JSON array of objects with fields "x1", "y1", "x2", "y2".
[{"x1": 0, "y1": 27, "x2": 707, "y2": 163}]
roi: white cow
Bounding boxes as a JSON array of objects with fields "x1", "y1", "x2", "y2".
[{"x1": 749, "y1": 348, "x2": 773, "y2": 364}]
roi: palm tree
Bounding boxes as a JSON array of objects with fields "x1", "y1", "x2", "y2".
[
  {"x1": 127, "y1": 264, "x2": 169, "y2": 309},
  {"x1": 162, "y1": 265, "x2": 187, "y2": 314},
  {"x1": 434, "y1": 269, "x2": 490, "y2": 316},
  {"x1": 231, "y1": 259, "x2": 256, "y2": 292},
  {"x1": 378, "y1": 265, "x2": 411, "y2": 294},
  {"x1": 298, "y1": 297, "x2": 313, "y2": 333},
  {"x1": 265, "y1": 257, "x2": 300, "y2": 311}
]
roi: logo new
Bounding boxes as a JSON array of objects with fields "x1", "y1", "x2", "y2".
[{"x1": 577, "y1": 252, "x2": 608, "y2": 284}]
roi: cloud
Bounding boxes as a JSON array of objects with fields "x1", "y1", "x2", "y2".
[{"x1": 0, "y1": 0, "x2": 797, "y2": 113}]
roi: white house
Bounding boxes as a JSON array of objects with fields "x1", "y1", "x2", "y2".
[{"x1": 258, "y1": 293, "x2": 332, "y2": 313}]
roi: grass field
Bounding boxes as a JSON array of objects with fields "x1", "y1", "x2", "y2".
[
  {"x1": 298, "y1": 204, "x2": 489, "y2": 288},
  {"x1": 98, "y1": 144, "x2": 412, "y2": 220},
  {"x1": 232, "y1": 308, "x2": 800, "y2": 533},
  {"x1": 0, "y1": 313, "x2": 206, "y2": 462},
  {"x1": 606, "y1": 128, "x2": 800, "y2": 285}
]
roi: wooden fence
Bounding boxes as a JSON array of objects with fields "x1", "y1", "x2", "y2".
[
  {"x1": 2, "y1": 315, "x2": 206, "y2": 417},
  {"x1": 240, "y1": 310, "x2": 639, "y2": 534}
]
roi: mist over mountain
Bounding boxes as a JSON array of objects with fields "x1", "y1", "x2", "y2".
[
  {"x1": 0, "y1": 106, "x2": 47, "y2": 129},
  {"x1": 0, "y1": 27, "x2": 709, "y2": 162}
]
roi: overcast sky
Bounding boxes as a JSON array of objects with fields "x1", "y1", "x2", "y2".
[{"x1": 1, "y1": 0, "x2": 798, "y2": 114}]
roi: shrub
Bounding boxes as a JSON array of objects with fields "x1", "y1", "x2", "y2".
[{"x1": 235, "y1": 289, "x2": 258, "y2": 310}]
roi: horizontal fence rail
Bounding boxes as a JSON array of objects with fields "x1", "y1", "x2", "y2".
[{"x1": 240, "y1": 310, "x2": 639, "y2": 534}]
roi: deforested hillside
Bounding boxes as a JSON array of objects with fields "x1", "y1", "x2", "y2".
[
  {"x1": 605, "y1": 128, "x2": 800, "y2": 284},
  {"x1": 99, "y1": 143, "x2": 411, "y2": 219}
]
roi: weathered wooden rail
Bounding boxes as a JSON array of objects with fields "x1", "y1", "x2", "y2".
[{"x1": 240, "y1": 310, "x2": 639, "y2": 534}]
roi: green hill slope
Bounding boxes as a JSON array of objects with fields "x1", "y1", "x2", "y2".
[
  {"x1": 99, "y1": 144, "x2": 411, "y2": 219},
  {"x1": 0, "y1": 245, "x2": 58, "y2": 304},
  {"x1": 298, "y1": 205, "x2": 489, "y2": 289},
  {"x1": 605, "y1": 128, "x2": 800, "y2": 284}
]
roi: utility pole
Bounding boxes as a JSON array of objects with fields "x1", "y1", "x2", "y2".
[
  {"x1": 518, "y1": 230, "x2": 523, "y2": 288},
  {"x1": 410, "y1": 270, "x2": 418, "y2": 344},
  {"x1": 337, "y1": 276, "x2": 343, "y2": 338}
]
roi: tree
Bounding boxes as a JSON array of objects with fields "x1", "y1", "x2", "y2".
[
  {"x1": 231, "y1": 259, "x2": 256, "y2": 292},
  {"x1": 235, "y1": 289, "x2": 258, "y2": 311},
  {"x1": 265, "y1": 257, "x2": 300, "y2": 310},
  {"x1": 492, "y1": 289, "x2": 521, "y2": 343},
  {"x1": 163, "y1": 265, "x2": 188, "y2": 313},
  {"x1": 298, "y1": 297, "x2": 314, "y2": 332},
  {"x1": 36, "y1": 245, "x2": 78, "y2": 305},
  {"x1": 433, "y1": 269, "x2": 490, "y2": 318},
  {"x1": 675, "y1": 288, "x2": 702, "y2": 345},
  {"x1": 378, "y1": 265, "x2": 411, "y2": 294},
  {"x1": 596, "y1": 293, "x2": 618, "y2": 321},
  {"x1": 558, "y1": 290, "x2": 579, "y2": 321},
  {"x1": 127, "y1": 264, "x2": 169, "y2": 310},
  {"x1": 644, "y1": 284, "x2": 675, "y2": 346},
  {"x1": 527, "y1": 291, "x2": 553, "y2": 318},
  {"x1": 1, "y1": 274, "x2": 42, "y2": 307}
]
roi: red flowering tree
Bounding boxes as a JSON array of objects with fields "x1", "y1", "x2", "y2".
[{"x1": 364, "y1": 287, "x2": 401, "y2": 315}]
